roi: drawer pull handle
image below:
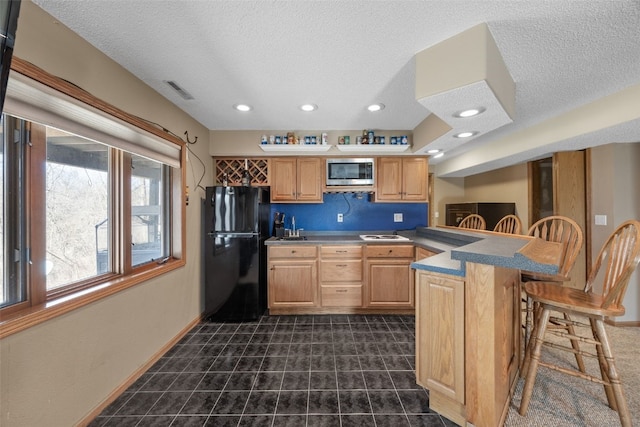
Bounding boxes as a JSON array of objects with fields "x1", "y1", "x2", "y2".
[
  {"x1": 336, "y1": 250, "x2": 347, "y2": 253},
  {"x1": 336, "y1": 289, "x2": 348, "y2": 293},
  {"x1": 336, "y1": 264, "x2": 347, "y2": 267},
  {"x1": 290, "y1": 250, "x2": 297, "y2": 254}
]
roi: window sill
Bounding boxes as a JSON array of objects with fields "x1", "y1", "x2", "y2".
[{"x1": 0, "y1": 258, "x2": 185, "y2": 339}]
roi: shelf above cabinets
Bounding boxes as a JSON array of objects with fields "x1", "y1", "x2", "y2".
[
  {"x1": 258, "y1": 144, "x2": 411, "y2": 154},
  {"x1": 259, "y1": 144, "x2": 332, "y2": 152},
  {"x1": 335, "y1": 145, "x2": 410, "y2": 153}
]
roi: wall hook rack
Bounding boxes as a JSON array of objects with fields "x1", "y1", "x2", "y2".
[{"x1": 184, "y1": 131, "x2": 198, "y2": 144}]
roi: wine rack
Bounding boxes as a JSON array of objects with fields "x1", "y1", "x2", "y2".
[{"x1": 215, "y1": 158, "x2": 269, "y2": 186}]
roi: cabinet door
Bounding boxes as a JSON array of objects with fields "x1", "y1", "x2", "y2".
[
  {"x1": 270, "y1": 158, "x2": 297, "y2": 202},
  {"x1": 416, "y1": 247, "x2": 438, "y2": 260},
  {"x1": 296, "y1": 157, "x2": 323, "y2": 202},
  {"x1": 415, "y1": 271, "x2": 464, "y2": 404},
  {"x1": 402, "y1": 158, "x2": 428, "y2": 201},
  {"x1": 268, "y1": 260, "x2": 317, "y2": 307},
  {"x1": 376, "y1": 157, "x2": 403, "y2": 201},
  {"x1": 366, "y1": 258, "x2": 413, "y2": 307}
]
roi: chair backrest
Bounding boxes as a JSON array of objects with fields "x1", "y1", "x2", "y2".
[
  {"x1": 493, "y1": 214, "x2": 522, "y2": 234},
  {"x1": 586, "y1": 220, "x2": 640, "y2": 309},
  {"x1": 458, "y1": 214, "x2": 486, "y2": 230},
  {"x1": 526, "y1": 215, "x2": 583, "y2": 279}
]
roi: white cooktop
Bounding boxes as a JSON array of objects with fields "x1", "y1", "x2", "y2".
[{"x1": 359, "y1": 234, "x2": 410, "y2": 242}]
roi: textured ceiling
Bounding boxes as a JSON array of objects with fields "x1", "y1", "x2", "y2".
[{"x1": 30, "y1": 1, "x2": 640, "y2": 176}]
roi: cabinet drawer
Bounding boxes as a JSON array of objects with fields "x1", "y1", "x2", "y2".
[
  {"x1": 321, "y1": 285, "x2": 362, "y2": 307},
  {"x1": 321, "y1": 259, "x2": 362, "y2": 282},
  {"x1": 269, "y1": 245, "x2": 317, "y2": 258},
  {"x1": 365, "y1": 245, "x2": 414, "y2": 258},
  {"x1": 321, "y1": 245, "x2": 362, "y2": 258}
]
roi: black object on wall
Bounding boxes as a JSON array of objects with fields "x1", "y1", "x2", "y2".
[
  {"x1": 0, "y1": 0, "x2": 20, "y2": 115},
  {"x1": 446, "y1": 202, "x2": 516, "y2": 231}
]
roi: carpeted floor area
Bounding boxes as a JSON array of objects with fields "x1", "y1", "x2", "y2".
[{"x1": 506, "y1": 315, "x2": 639, "y2": 426}]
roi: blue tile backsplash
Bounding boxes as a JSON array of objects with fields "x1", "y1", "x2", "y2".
[{"x1": 270, "y1": 193, "x2": 428, "y2": 232}]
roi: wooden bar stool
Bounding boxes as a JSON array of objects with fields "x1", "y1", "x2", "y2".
[
  {"x1": 518, "y1": 220, "x2": 640, "y2": 427},
  {"x1": 520, "y1": 215, "x2": 586, "y2": 373},
  {"x1": 493, "y1": 214, "x2": 522, "y2": 234},
  {"x1": 458, "y1": 213, "x2": 486, "y2": 230}
]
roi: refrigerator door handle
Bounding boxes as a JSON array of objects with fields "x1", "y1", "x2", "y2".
[{"x1": 209, "y1": 232, "x2": 259, "y2": 238}]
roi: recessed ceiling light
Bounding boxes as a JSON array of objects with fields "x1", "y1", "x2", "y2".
[
  {"x1": 453, "y1": 131, "x2": 477, "y2": 138},
  {"x1": 234, "y1": 104, "x2": 252, "y2": 112},
  {"x1": 367, "y1": 103, "x2": 385, "y2": 112},
  {"x1": 300, "y1": 104, "x2": 318, "y2": 112},
  {"x1": 427, "y1": 149, "x2": 440, "y2": 154},
  {"x1": 454, "y1": 107, "x2": 485, "y2": 118},
  {"x1": 433, "y1": 152, "x2": 445, "y2": 159}
]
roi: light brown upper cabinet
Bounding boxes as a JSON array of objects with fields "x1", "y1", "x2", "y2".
[
  {"x1": 375, "y1": 157, "x2": 428, "y2": 202},
  {"x1": 270, "y1": 157, "x2": 323, "y2": 203}
]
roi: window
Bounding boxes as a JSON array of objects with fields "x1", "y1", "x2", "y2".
[
  {"x1": 0, "y1": 58, "x2": 185, "y2": 332},
  {"x1": 46, "y1": 129, "x2": 111, "y2": 290},
  {"x1": 130, "y1": 153, "x2": 170, "y2": 268}
]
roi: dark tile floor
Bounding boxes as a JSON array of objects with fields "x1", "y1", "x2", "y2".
[{"x1": 89, "y1": 314, "x2": 455, "y2": 427}]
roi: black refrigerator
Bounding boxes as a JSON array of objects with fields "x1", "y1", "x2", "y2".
[{"x1": 203, "y1": 186, "x2": 270, "y2": 321}]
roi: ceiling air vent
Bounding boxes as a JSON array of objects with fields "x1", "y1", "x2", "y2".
[{"x1": 164, "y1": 80, "x2": 194, "y2": 100}]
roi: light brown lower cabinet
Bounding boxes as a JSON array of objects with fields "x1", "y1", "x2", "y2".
[
  {"x1": 320, "y1": 245, "x2": 363, "y2": 308},
  {"x1": 364, "y1": 245, "x2": 415, "y2": 308},
  {"x1": 415, "y1": 272, "x2": 465, "y2": 407},
  {"x1": 268, "y1": 243, "x2": 423, "y2": 314},
  {"x1": 267, "y1": 245, "x2": 318, "y2": 308},
  {"x1": 415, "y1": 264, "x2": 521, "y2": 427}
]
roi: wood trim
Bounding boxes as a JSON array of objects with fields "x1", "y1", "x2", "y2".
[
  {"x1": 605, "y1": 319, "x2": 640, "y2": 327},
  {"x1": 77, "y1": 316, "x2": 201, "y2": 427},
  {"x1": 10, "y1": 57, "x2": 186, "y2": 149},
  {"x1": 585, "y1": 148, "x2": 593, "y2": 275}
]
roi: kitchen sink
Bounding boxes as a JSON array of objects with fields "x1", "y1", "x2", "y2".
[{"x1": 359, "y1": 234, "x2": 410, "y2": 241}]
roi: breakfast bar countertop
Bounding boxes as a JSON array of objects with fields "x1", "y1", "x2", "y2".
[{"x1": 410, "y1": 226, "x2": 561, "y2": 277}]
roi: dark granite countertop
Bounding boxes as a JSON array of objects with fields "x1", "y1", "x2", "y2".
[{"x1": 265, "y1": 231, "x2": 416, "y2": 245}]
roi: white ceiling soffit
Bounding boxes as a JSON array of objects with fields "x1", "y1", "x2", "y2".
[
  {"x1": 414, "y1": 23, "x2": 515, "y2": 155},
  {"x1": 436, "y1": 83, "x2": 640, "y2": 177}
]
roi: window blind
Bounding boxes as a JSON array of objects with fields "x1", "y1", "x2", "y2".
[{"x1": 4, "y1": 72, "x2": 181, "y2": 168}]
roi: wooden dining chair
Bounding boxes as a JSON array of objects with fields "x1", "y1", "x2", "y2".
[
  {"x1": 458, "y1": 214, "x2": 486, "y2": 230},
  {"x1": 493, "y1": 214, "x2": 522, "y2": 234},
  {"x1": 518, "y1": 220, "x2": 640, "y2": 427}
]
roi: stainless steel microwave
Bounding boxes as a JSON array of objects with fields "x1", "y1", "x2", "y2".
[{"x1": 326, "y1": 158, "x2": 375, "y2": 186}]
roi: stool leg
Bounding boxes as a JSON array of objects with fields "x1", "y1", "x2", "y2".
[
  {"x1": 519, "y1": 306, "x2": 551, "y2": 416},
  {"x1": 592, "y1": 319, "x2": 631, "y2": 427},
  {"x1": 520, "y1": 295, "x2": 535, "y2": 377},
  {"x1": 564, "y1": 313, "x2": 586, "y2": 373}
]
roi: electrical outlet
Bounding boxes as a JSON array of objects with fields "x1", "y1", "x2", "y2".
[
  {"x1": 434, "y1": 211, "x2": 439, "y2": 218},
  {"x1": 394, "y1": 213, "x2": 403, "y2": 222},
  {"x1": 337, "y1": 213, "x2": 343, "y2": 223}
]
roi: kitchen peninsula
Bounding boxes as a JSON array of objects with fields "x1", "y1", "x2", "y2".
[{"x1": 411, "y1": 227, "x2": 561, "y2": 427}]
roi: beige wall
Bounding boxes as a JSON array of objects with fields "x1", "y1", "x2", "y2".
[
  {"x1": 590, "y1": 143, "x2": 640, "y2": 322},
  {"x1": 431, "y1": 163, "x2": 528, "y2": 228},
  {"x1": 0, "y1": 2, "x2": 212, "y2": 426}
]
